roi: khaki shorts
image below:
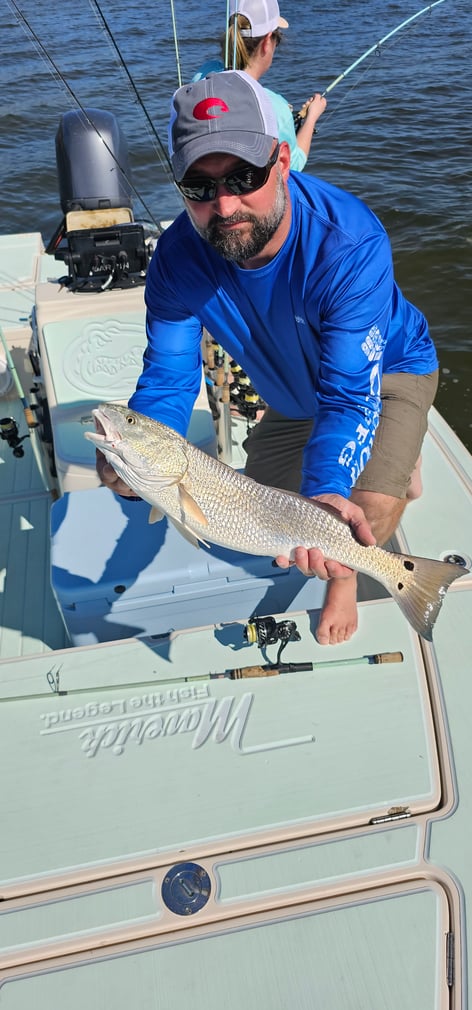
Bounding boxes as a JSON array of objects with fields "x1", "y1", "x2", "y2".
[{"x1": 243, "y1": 370, "x2": 439, "y2": 498}]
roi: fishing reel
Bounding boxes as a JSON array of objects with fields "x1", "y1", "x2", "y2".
[
  {"x1": 244, "y1": 615, "x2": 301, "y2": 665},
  {"x1": 292, "y1": 97, "x2": 319, "y2": 134},
  {"x1": 0, "y1": 417, "x2": 28, "y2": 458},
  {"x1": 228, "y1": 361, "x2": 265, "y2": 422}
]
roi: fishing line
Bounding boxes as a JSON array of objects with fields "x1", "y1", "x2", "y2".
[
  {"x1": 6, "y1": 0, "x2": 164, "y2": 229},
  {"x1": 5, "y1": 0, "x2": 73, "y2": 105},
  {"x1": 296, "y1": 0, "x2": 447, "y2": 128},
  {"x1": 88, "y1": 0, "x2": 174, "y2": 180},
  {"x1": 322, "y1": 0, "x2": 447, "y2": 98},
  {"x1": 315, "y1": 58, "x2": 384, "y2": 128}
]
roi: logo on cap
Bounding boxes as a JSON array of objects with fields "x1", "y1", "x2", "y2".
[{"x1": 193, "y1": 98, "x2": 229, "y2": 121}]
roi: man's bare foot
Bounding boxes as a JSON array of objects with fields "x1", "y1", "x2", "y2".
[
  {"x1": 406, "y1": 455, "x2": 422, "y2": 501},
  {"x1": 316, "y1": 573, "x2": 358, "y2": 645}
]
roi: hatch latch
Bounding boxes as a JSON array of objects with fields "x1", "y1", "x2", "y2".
[{"x1": 369, "y1": 805, "x2": 412, "y2": 825}]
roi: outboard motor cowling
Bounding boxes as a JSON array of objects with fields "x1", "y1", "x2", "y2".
[{"x1": 55, "y1": 108, "x2": 132, "y2": 213}]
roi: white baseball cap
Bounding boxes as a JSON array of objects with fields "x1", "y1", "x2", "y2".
[{"x1": 229, "y1": 0, "x2": 289, "y2": 37}]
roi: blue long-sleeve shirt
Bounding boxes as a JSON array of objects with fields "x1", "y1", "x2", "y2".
[{"x1": 129, "y1": 172, "x2": 437, "y2": 497}]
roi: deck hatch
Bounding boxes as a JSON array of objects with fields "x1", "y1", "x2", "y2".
[
  {"x1": 0, "y1": 604, "x2": 441, "y2": 892},
  {"x1": 0, "y1": 882, "x2": 450, "y2": 1010}
]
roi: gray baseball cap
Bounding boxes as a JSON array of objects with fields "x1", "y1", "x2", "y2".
[{"x1": 168, "y1": 70, "x2": 278, "y2": 182}]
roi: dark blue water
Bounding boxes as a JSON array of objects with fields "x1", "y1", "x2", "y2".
[{"x1": 1, "y1": 0, "x2": 471, "y2": 446}]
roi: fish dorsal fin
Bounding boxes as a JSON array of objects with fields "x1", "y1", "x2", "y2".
[
  {"x1": 148, "y1": 506, "x2": 165, "y2": 524},
  {"x1": 168, "y1": 515, "x2": 210, "y2": 550},
  {"x1": 178, "y1": 483, "x2": 209, "y2": 527}
]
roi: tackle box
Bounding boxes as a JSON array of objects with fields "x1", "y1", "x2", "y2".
[{"x1": 50, "y1": 487, "x2": 323, "y2": 645}]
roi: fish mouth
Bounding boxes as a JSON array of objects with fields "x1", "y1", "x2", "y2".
[{"x1": 85, "y1": 407, "x2": 123, "y2": 448}]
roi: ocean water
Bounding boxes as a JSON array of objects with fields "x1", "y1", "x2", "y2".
[{"x1": 1, "y1": 0, "x2": 471, "y2": 446}]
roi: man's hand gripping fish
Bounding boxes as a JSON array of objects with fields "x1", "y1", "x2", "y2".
[{"x1": 86, "y1": 404, "x2": 469, "y2": 641}]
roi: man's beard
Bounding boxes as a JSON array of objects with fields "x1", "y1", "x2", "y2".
[{"x1": 187, "y1": 170, "x2": 287, "y2": 262}]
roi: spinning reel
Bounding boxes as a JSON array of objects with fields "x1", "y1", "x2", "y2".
[
  {"x1": 0, "y1": 416, "x2": 29, "y2": 458},
  {"x1": 244, "y1": 615, "x2": 301, "y2": 666}
]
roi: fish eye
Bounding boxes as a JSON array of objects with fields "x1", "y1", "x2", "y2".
[{"x1": 125, "y1": 414, "x2": 136, "y2": 425}]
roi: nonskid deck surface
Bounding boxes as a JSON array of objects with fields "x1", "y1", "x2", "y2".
[{"x1": 1, "y1": 590, "x2": 472, "y2": 1008}]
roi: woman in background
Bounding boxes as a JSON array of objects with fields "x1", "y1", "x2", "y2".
[{"x1": 193, "y1": 0, "x2": 326, "y2": 171}]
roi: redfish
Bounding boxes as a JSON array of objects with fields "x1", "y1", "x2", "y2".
[{"x1": 86, "y1": 403, "x2": 469, "y2": 641}]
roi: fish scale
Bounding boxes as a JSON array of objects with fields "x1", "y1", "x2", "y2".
[
  {"x1": 85, "y1": 403, "x2": 469, "y2": 641},
  {"x1": 173, "y1": 454, "x2": 378, "y2": 564}
]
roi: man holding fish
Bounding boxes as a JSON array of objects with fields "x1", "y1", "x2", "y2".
[{"x1": 96, "y1": 70, "x2": 439, "y2": 646}]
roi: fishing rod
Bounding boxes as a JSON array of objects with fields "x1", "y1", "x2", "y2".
[
  {"x1": 0, "y1": 325, "x2": 35, "y2": 430},
  {"x1": 231, "y1": 0, "x2": 238, "y2": 72},
  {"x1": 295, "y1": 0, "x2": 447, "y2": 127},
  {"x1": 224, "y1": 0, "x2": 231, "y2": 70},
  {"x1": 0, "y1": 646, "x2": 405, "y2": 702},
  {"x1": 220, "y1": 651, "x2": 405, "y2": 678},
  {"x1": 89, "y1": 0, "x2": 174, "y2": 177},
  {"x1": 169, "y1": 0, "x2": 183, "y2": 87},
  {"x1": 7, "y1": 0, "x2": 165, "y2": 230},
  {"x1": 323, "y1": 0, "x2": 446, "y2": 97}
]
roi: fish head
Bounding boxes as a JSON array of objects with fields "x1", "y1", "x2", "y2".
[{"x1": 84, "y1": 403, "x2": 190, "y2": 501}]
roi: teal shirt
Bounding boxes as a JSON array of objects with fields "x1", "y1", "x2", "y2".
[{"x1": 264, "y1": 87, "x2": 307, "y2": 171}]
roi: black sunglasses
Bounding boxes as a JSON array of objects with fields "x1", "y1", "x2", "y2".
[{"x1": 177, "y1": 144, "x2": 280, "y2": 203}]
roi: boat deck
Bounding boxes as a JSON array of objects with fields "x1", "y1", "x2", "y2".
[{"x1": 1, "y1": 516, "x2": 472, "y2": 1008}]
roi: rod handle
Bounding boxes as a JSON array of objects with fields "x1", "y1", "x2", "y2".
[
  {"x1": 279, "y1": 662, "x2": 314, "y2": 672},
  {"x1": 371, "y1": 651, "x2": 404, "y2": 664},
  {"x1": 222, "y1": 662, "x2": 314, "y2": 679},
  {"x1": 230, "y1": 666, "x2": 280, "y2": 679},
  {"x1": 23, "y1": 406, "x2": 38, "y2": 428}
]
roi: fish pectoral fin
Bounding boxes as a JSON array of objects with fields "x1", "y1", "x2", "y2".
[
  {"x1": 168, "y1": 516, "x2": 210, "y2": 550},
  {"x1": 148, "y1": 506, "x2": 165, "y2": 524},
  {"x1": 178, "y1": 484, "x2": 209, "y2": 527}
]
